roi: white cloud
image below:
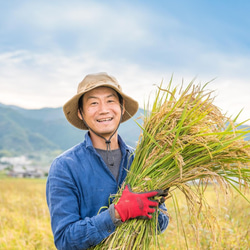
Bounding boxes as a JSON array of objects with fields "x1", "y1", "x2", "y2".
[
  {"x1": 0, "y1": 1, "x2": 249, "y2": 125},
  {"x1": 4, "y1": 1, "x2": 152, "y2": 51},
  {"x1": 0, "y1": 49, "x2": 249, "y2": 124}
]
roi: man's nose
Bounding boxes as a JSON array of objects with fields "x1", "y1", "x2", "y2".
[{"x1": 98, "y1": 101, "x2": 109, "y2": 113}]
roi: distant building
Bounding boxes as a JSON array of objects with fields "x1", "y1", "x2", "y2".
[
  {"x1": 8, "y1": 167, "x2": 43, "y2": 178},
  {"x1": 1, "y1": 156, "x2": 45, "y2": 178}
]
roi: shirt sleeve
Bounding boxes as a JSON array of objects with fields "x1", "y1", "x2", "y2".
[
  {"x1": 157, "y1": 203, "x2": 169, "y2": 233},
  {"x1": 108, "y1": 203, "x2": 123, "y2": 227},
  {"x1": 46, "y1": 160, "x2": 116, "y2": 250}
]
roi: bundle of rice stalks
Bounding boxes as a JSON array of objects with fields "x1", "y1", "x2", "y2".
[{"x1": 93, "y1": 79, "x2": 250, "y2": 250}]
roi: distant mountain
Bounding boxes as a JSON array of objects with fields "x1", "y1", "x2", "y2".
[
  {"x1": 0, "y1": 103, "x2": 143, "y2": 156},
  {"x1": 0, "y1": 103, "x2": 249, "y2": 158}
]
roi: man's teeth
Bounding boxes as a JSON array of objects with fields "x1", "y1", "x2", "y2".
[{"x1": 97, "y1": 118, "x2": 112, "y2": 122}]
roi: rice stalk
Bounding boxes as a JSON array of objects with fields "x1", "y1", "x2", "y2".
[{"x1": 92, "y1": 79, "x2": 250, "y2": 249}]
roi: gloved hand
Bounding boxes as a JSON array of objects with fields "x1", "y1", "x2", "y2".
[
  {"x1": 114, "y1": 184, "x2": 159, "y2": 222},
  {"x1": 156, "y1": 187, "x2": 170, "y2": 204}
]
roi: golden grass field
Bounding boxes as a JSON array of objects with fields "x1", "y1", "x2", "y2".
[{"x1": 0, "y1": 177, "x2": 249, "y2": 250}]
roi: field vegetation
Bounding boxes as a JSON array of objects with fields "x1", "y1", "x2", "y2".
[
  {"x1": 0, "y1": 177, "x2": 55, "y2": 250},
  {"x1": 0, "y1": 177, "x2": 249, "y2": 249}
]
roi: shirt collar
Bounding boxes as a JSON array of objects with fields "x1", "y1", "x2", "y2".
[
  {"x1": 85, "y1": 131, "x2": 94, "y2": 148},
  {"x1": 84, "y1": 131, "x2": 132, "y2": 153}
]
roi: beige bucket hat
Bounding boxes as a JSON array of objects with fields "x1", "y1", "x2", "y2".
[{"x1": 63, "y1": 72, "x2": 139, "y2": 130}]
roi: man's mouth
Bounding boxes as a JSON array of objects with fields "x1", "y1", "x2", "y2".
[{"x1": 97, "y1": 118, "x2": 113, "y2": 123}]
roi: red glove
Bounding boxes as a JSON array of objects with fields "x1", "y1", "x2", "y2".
[{"x1": 114, "y1": 184, "x2": 159, "y2": 222}]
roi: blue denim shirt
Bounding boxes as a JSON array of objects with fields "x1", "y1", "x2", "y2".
[{"x1": 46, "y1": 132, "x2": 169, "y2": 250}]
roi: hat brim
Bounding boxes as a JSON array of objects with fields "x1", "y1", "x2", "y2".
[{"x1": 63, "y1": 83, "x2": 139, "y2": 130}]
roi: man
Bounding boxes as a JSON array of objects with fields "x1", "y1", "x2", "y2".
[{"x1": 46, "y1": 72, "x2": 169, "y2": 249}]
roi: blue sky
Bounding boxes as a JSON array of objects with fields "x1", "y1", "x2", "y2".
[{"x1": 0, "y1": 0, "x2": 249, "y2": 124}]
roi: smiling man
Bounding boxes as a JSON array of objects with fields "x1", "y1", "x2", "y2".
[
  {"x1": 46, "y1": 72, "x2": 169, "y2": 250},
  {"x1": 78, "y1": 86, "x2": 124, "y2": 151}
]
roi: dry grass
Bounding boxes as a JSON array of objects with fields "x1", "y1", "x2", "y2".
[
  {"x1": 158, "y1": 187, "x2": 250, "y2": 250},
  {"x1": 0, "y1": 178, "x2": 249, "y2": 249},
  {"x1": 94, "y1": 80, "x2": 250, "y2": 249},
  {"x1": 0, "y1": 178, "x2": 55, "y2": 250}
]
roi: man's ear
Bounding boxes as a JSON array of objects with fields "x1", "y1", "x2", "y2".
[{"x1": 78, "y1": 109, "x2": 83, "y2": 120}]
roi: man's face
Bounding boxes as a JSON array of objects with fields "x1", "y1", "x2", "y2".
[{"x1": 79, "y1": 86, "x2": 124, "y2": 138}]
